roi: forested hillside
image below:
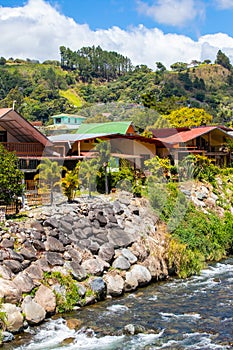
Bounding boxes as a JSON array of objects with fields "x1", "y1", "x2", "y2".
[{"x1": 1, "y1": 47, "x2": 233, "y2": 129}]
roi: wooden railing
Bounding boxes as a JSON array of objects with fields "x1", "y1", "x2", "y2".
[{"x1": 1, "y1": 142, "x2": 44, "y2": 156}]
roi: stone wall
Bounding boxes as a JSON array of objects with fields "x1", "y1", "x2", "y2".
[{"x1": 0, "y1": 192, "x2": 168, "y2": 339}]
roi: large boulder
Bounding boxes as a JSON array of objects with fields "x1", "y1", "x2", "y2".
[
  {"x1": 112, "y1": 256, "x2": 131, "y2": 270},
  {"x1": 34, "y1": 285, "x2": 56, "y2": 314},
  {"x1": 1, "y1": 303, "x2": 23, "y2": 333},
  {"x1": 0, "y1": 279, "x2": 21, "y2": 303},
  {"x1": 129, "y1": 265, "x2": 152, "y2": 286},
  {"x1": 124, "y1": 271, "x2": 139, "y2": 292},
  {"x1": 98, "y1": 243, "x2": 115, "y2": 263},
  {"x1": 64, "y1": 261, "x2": 87, "y2": 281},
  {"x1": 13, "y1": 272, "x2": 35, "y2": 293},
  {"x1": 121, "y1": 248, "x2": 137, "y2": 264},
  {"x1": 81, "y1": 257, "x2": 109, "y2": 276},
  {"x1": 21, "y1": 295, "x2": 46, "y2": 325},
  {"x1": 45, "y1": 236, "x2": 65, "y2": 252},
  {"x1": 89, "y1": 277, "x2": 107, "y2": 301},
  {"x1": 107, "y1": 228, "x2": 137, "y2": 248},
  {"x1": 104, "y1": 272, "x2": 124, "y2": 296}
]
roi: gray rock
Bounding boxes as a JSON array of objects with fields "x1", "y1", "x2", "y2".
[
  {"x1": 59, "y1": 220, "x2": 73, "y2": 234},
  {"x1": 65, "y1": 246, "x2": 82, "y2": 264},
  {"x1": 36, "y1": 257, "x2": 51, "y2": 272},
  {"x1": 0, "y1": 278, "x2": 22, "y2": 303},
  {"x1": 104, "y1": 273, "x2": 124, "y2": 296},
  {"x1": 98, "y1": 243, "x2": 115, "y2": 263},
  {"x1": 112, "y1": 256, "x2": 131, "y2": 270},
  {"x1": 89, "y1": 277, "x2": 107, "y2": 301},
  {"x1": 96, "y1": 211, "x2": 107, "y2": 227},
  {"x1": 5, "y1": 249, "x2": 24, "y2": 262},
  {"x1": 124, "y1": 271, "x2": 138, "y2": 292},
  {"x1": 107, "y1": 228, "x2": 136, "y2": 248},
  {"x1": 89, "y1": 241, "x2": 100, "y2": 254},
  {"x1": 1, "y1": 303, "x2": 24, "y2": 333},
  {"x1": 64, "y1": 261, "x2": 87, "y2": 281},
  {"x1": 45, "y1": 252, "x2": 64, "y2": 266},
  {"x1": 0, "y1": 265, "x2": 13, "y2": 280},
  {"x1": 24, "y1": 262, "x2": 44, "y2": 281},
  {"x1": 43, "y1": 217, "x2": 59, "y2": 229},
  {"x1": 58, "y1": 232, "x2": 71, "y2": 246},
  {"x1": 13, "y1": 272, "x2": 35, "y2": 293},
  {"x1": 2, "y1": 331, "x2": 14, "y2": 343},
  {"x1": 130, "y1": 265, "x2": 152, "y2": 286},
  {"x1": 4, "y1": 260, "x2": 22, "y2": 274},
  {"x1": 1, "y1": 238, "x2": 14, "y2": 248},
  {"x1": 73, "y1": 228, "x2": 88, "y2": 240},
  {"x1": 73, "y1": 218, "x2": 91, "y2": 229},
  {"x1": 112, "y1": 200, "x2": 124, "y2": 215},
  {"x1": 32, "y1": 240, "x2": 45, "y2": 251},
  {"x1": 121, "y1": 248, "x2": 138, "y2": 264},
  {"x1": 30, "y1": 220, "x2": 44, "y2": 232},
  {"x1": 19, "y1": 247, "x2": 37, "y2": 261},
  {"x1": 81, "y1": 257, "x2": 108, "y2": 276},
  {"x1": 45, "y1": 236, "x2": 65, "y2": 252},
  {"x1": 21, "y1": 295, "x2": 46, "y2": 325},
  {"x1": 34, "y1": 285, "x2": 56, "y2": 314}
]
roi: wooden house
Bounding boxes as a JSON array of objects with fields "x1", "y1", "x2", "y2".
[{"x1": 151, "y1": 125, "x2": 233, "y2": 166}]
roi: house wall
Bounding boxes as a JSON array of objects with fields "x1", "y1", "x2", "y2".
[
  {"x1": 54, "y1": 117, "x2": 84, "y2": 126},
  {"x1": 0, "y1": 126, "x2": 24, "y2": 143}
]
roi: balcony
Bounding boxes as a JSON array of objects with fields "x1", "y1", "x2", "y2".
[{"x1": 1, "y1": 142, "x2": 44, "y2": 157}]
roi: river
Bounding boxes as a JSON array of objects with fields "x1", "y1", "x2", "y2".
[{"x1": 4, "y1": 258, "x2": 233, "y2": 350}]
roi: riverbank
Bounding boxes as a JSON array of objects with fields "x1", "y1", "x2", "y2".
[
  {"x1": 0, "y1": 191, "x2": 168, "y2": 341},
  {"x1": 0, "y1": 176, "x2": 233, "y2": 343}
]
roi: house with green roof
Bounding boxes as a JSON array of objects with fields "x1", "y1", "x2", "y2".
[
  {"x1": 76, "y1": 121, "x2": 136, "y2": 136},
  {"x1": 49, "y1": 120, "x2": 158, "y2": 171}
]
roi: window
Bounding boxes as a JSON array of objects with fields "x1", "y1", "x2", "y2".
[
  {"x1": 56, "y1": 118, "x2": 61, "y2": 124},
  {"x1": 0, "y1": 131, "x2": 7, "y2": 142},
  {"x1": 68, "y1": 118, "x2": 70, "y2": 123}
]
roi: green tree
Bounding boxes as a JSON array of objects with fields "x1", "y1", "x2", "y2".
[
  {"x1": 163, "y1": 107, "x2": 213, "y2": 127},
  {"x1": 34, "y1": 158, "x2": 63, "y2": 205},
  {"x1": 156, "y1": 62, "x2": 166, "y2": 72},
  {"x1": 0, "y1": 144, "x2": 24, "y2": 205},
  {"x1": 95, "y1": 139, "x2": 112, "y2": 194},
  {"x1": 170, "y1": 62, "x2": 188, "y2": 72},
  {"x1": 215, "y1": 50, "x2": 232, "y2": 70},
  {"x1": 61, "y1": 162, "x2": 81, "y2": 202},
  {"x1": 79, "y1": 157, "x2": 99, "y2": 197}
]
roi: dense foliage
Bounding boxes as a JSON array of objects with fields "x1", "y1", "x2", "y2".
[
  {"x1": 0, "y1": 144, "x2": 24, "y2": 205},
  {"x1": 60, "y1": 45, "x2": 132, "y2": 82},
  {"x1": 1, "y1": 47, "x2": 233, "y2": 127},
  {"x1": 148, "y1": 182, "x2": 233, "y2": 278}
]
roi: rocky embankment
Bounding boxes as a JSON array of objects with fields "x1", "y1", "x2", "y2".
[{"x1": 0, "y1": 192, "x2": 168, "y2": 341}]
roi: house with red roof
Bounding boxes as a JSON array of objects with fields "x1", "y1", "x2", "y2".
[
  {"x1": 0, "y1": 108, "x2": 55, "y2": 187},
  {"x1": 150, "y1": 125, "x2": 233, "y2": 166}
]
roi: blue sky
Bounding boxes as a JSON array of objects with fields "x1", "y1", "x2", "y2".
[{"x1": 1, "y1": 0, "x2": 233, "y2": 68}]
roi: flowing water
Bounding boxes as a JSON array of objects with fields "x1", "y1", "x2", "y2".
[{"x1": 5, "y1": 258, "x2": 233, "y2": 350}]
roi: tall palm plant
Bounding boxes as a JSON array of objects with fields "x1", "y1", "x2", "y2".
[
  {"x1": 61, "y1": 162, "x2": 81, "y2": 202},
  {"x1": 34, "y1": 158, "x2": 63, "y2": 205},
  {"x1": 79, "y1": 157, "x2": 99, "y2": 197}
]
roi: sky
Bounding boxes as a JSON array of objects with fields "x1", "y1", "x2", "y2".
[{"x1": 1, "y1": 0, "x2": 233, "y2": 68}]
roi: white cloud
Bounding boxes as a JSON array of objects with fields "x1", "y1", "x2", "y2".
[
  {"x1": 215, "y1": 0, "x2": 233, "y2": 9},
  {"x1": 1, "y1": 0, "x2": 233, "y2": 69},
  {"x1": 136, "y1": 0, "x2": 204, "y2": 27}
]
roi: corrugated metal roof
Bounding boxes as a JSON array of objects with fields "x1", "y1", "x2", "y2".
[
  {"x1": 76, "y1": 121, "x2": 133, "y2": 135},
  {"x1": 157, "y1": 126, "x2": 219, "y2": 144},
  {"x1": 48, "y1": 133, "x2": 118, "y2": 143},
  {"x1": 0, "y1": 108, "x2": 52, "y2": 146}
]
